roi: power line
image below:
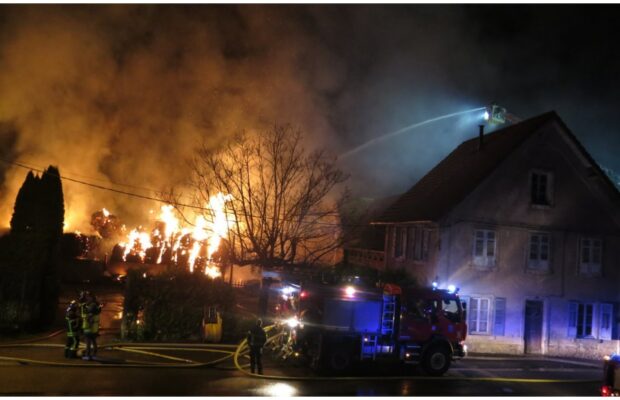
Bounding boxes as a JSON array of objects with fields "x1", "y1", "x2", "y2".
[
  {"x1": 2, "y1": 158, "x2": 206, "y2": 210},
  {"x1": 8, "y1": 158, "x2": 170, "y2": 196},
  {"x1": 1, "y1": 158, "x2": 375, "y2": 229}
]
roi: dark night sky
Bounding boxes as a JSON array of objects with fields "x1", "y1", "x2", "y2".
[{"x1": 0, "y1": 4, "x2": 619, "y2": 226}]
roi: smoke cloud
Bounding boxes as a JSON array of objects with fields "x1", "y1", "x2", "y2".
[
  {"x1": 0, "y1": 5, "x2": 618, "y2": 231},
  {"x1": 0, "y1": 5, "x2": 348, "y2": 230}
]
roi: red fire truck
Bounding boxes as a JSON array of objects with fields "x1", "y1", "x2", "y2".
[
  {"x1": 280, "y1": 280, "x2": 467, "y2": 375},
  {"x1": 602, "y1": 354, "x2": 620, "y2": 396}
]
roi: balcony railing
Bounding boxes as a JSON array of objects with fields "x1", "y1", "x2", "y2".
[{"x1": 346, "y1": 247, "x2": 385, "y2": 269}]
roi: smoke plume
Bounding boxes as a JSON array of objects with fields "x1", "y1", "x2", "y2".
[
  {"x1": 1, "y1": 5, "x2": 618, "y2": 232},
  {"x1": 0, "y1": 5, "x2": 347, "y2": 230}
]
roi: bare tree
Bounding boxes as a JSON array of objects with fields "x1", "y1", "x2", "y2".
[{"x1": 190, "y1": 124, "x2": 347, "y2": 269}]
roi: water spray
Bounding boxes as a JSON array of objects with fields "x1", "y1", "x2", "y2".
[
  {"x1": 339, "y1": 106, "x2": 487, "y2": 159},
  {"x1": 340, "y1": 104, "x2": 518, "y2": 160}
]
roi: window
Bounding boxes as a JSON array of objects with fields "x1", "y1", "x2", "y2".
[
  {"x1": 568, "y1": 302, "x2": 614, "y2": 339},
  {"x1": 394, "y1": 227, "x2": 406, "y2": 258},
  {"x1": 468, "y1": 296, "x2": 491, "y2": 334},
  {"x1": 473, "y1": 229, "x2": 496, "y2": 268},
  {"x1": 464, "y1": 296, "x2": 506, "y2": 336},
  {"x1": 579, "y1": 237, "x2": 602, "y2": 276},
  {"x1": 530, "y1": 170, "x2": 553, "y2": 206},
  {"x1": 568, "y1": 302, "x2": 594, "y2": 338},
  {"x1": 405, "y1": 227, "x2": 414, "y2": 259},
  {"x1": 528, "y1": 233, "x2": 550, "y2": 271},
  {"x1": 405, "y1": 226, "x2": 430, "y2": 261}
]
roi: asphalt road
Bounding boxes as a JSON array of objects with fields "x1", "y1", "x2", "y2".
[
  {"x1": 0, "y1": 283, "x2": 604, "y2": 396},
  {"x1": 0, "y1": 340, "x2": 604, "y2": 396}
]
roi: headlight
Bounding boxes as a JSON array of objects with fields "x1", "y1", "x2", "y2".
[
  {"x1": 344, "y1": 286, "x2": 356, "y2": 298},
  {"x1": 286, "y1": 317, "x2": 299, "y2": 328}
]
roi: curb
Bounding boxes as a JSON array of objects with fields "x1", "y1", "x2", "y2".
[{"x1": 465, "y1": 354, "x2": 601, "y2": 368}]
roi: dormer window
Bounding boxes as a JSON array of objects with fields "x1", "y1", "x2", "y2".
[{"x1": 530, "y1": 170, "x2": 554, "y2": 206}]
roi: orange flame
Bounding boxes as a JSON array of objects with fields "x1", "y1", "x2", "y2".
[{"x1": 116, "y1": 193, "x2": 233, "y2": 278}]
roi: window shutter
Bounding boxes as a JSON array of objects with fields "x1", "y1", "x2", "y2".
[
  {"x1": 568, "y1": 302, "x2": 577, "y2": 338},
  {"x1": 600, "y1": 303, "x2": 613, "y2": 340},
  {"x1": 494, "y1": 297, "x2": 506, "y2": 336}
]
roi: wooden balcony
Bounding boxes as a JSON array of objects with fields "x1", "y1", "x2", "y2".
[{"x1": 346, "y1": 247, "x2": 386, "y2": 270}]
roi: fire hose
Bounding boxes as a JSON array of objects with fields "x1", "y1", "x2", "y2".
[{"x1": 0, "y1": 326, "x2": 601, "y2": 384}]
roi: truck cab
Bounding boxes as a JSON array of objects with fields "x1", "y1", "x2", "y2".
[{"x1": 398, "y1": 286, "x2": 467, "y2": 374}]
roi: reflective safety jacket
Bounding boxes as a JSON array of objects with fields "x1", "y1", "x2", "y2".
[
  {"x1": 66, "y1": 306, "x2": 80, "y2": 337},
  {"x1": 81, "y1": 301, "x2": 102, "y2": 334}
]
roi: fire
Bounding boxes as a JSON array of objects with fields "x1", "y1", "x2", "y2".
[
  {"x1": 119, "y1": 228, "x2": 152, "y2": 261},
  {"x1": 114, "y1": 193, "x2": 233, "y2": 277},
  {"x1": 206, "y1": 193, "x2": 233, "y2": 261}
]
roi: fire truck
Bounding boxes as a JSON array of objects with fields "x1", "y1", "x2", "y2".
[
  {"x1": 278, "y1": 279, "x2": 467, "y2": 375},
  {"x1": 602, "y1": 354, "x2": 620, "y2": 396}
]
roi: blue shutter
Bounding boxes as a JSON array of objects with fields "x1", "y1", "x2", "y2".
[
  {"x1": 599, "y1": 303, "x2": 613, "y2": 340},
  {"x1": 568, "y1": 302, "x2": 577, "y2": 338},
  {"x1": 494, "y1": 298, "x2": 506, "y2": 336}
]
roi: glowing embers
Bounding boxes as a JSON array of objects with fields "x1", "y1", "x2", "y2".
[{"x1": 116, "y1": 193, "x2": 233, "y2": 277}]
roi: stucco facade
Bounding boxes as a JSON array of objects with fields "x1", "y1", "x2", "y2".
[{"x1": 359, "y1": 114, "x2": 620, "y2": 359}]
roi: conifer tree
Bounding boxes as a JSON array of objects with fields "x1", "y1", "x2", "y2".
[{"x1": 1, "y1": 166, "x2": 65, "y2": 329}]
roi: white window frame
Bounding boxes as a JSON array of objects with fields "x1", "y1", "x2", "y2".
[
  {"x1": 569, "y1": 301, "x2": 595, "y2": 338},
  {"x1": 473, "y1": 229, "x2": 496, "y2": 268},
  {"x1": 530, "y1": 170, "x2": 554, "y2": 206},
  {"x1": 579, "y1": 237, "x2": 602, "y2": 276},
  {"x1": 467, "y1": 296, "x2": 491, "y2": 335},
  {"x1": 528, "y1": 232, "x2": 551, "y2": 271}
]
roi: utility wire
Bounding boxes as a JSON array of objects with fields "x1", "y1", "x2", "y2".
[
  {"x1": 1, "y1": 158, "x2": 376, "y2": 229},
  {"x1": 2, "y1": 158, "x2": 207, "y2": 211},
  {"x1": 8, "y1": 158, "x2": 169, "y2": 196}
]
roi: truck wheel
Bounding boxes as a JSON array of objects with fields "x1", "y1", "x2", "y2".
[
  {"x1": 422, "y1": 344, "x2": 451, "y2": 376},
  {"x1": 328, "y1": 348, "x2": 351, "y2": 371}
]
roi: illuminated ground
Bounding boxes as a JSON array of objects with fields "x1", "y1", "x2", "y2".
[
  {"x1": 0, "y1": 283, "x2": 603, "y2": 396},
  {"x1": 0, "y1": 332, "x2": 603, "y2": 396}
]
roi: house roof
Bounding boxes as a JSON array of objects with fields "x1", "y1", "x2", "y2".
[{"x1": 374, "y1": 111, "x2": 562, "y2": 224}]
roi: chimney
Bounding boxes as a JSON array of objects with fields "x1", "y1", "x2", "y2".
[{"x1": 478, "y1": 124, "x2": 485, "y2": 150}]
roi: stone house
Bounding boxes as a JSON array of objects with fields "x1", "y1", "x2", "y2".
[{"x1": 351, "y1": 111, "x2": 620, "y2": 358}]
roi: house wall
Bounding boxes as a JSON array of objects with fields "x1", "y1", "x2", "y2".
[
  {"x1": 383, "y1": 223, "x2": 439, "y2": 286},
  {"x1": 437, "y1": 124, "x2": 620, "y2": 358},
  {"x1": 378, "y1": 123, "x2": 620, "y2": 358}
]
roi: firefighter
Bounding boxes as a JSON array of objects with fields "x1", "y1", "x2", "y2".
[
  {"x1": 247, "y1": 318, "x2": 267, "y2": 375},
  {"x1": 77, "y1": 290, "x2": 89, "y2": 356},
  {"x1": 64, "y1": 300, "x2": 81, "y2": 358},
  {"x1": 81, "y1": 292, "x2": 102, "y2": 360}
]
